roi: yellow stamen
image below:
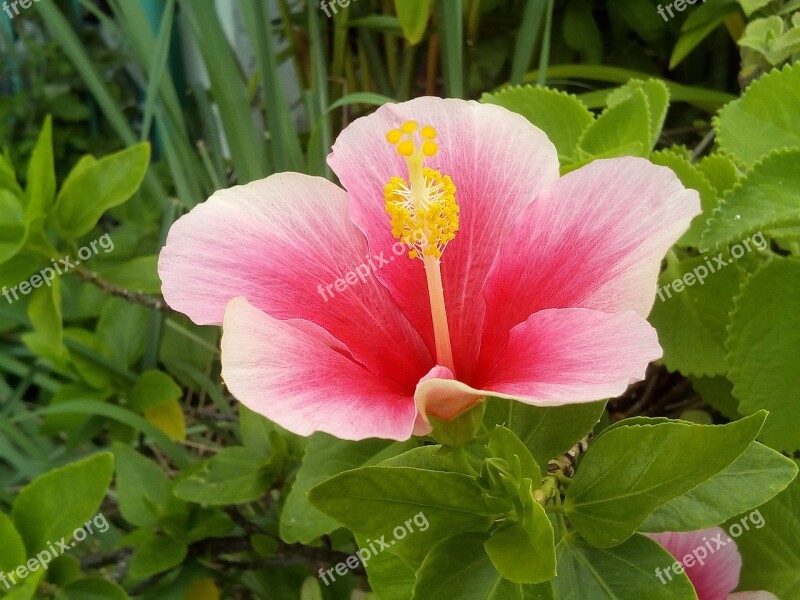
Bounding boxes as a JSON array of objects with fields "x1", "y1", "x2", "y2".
[
  {"x1": 383, "y1": 122, "x2": 458, "y2": 373},
  {"x1": 386, "y1": 129, "x2": 403, "y2": 144}
]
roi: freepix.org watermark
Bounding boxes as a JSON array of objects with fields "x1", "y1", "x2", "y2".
[
  {"x1": 656, "y1": 0, "x2": 707, "y2": 22},
  {"x1": 319, "y1": 0, "x2": 357, "y2": 18},
  {"x1": 1, "y1": 233, "x2": 114, "y2": 305},
  {"x1": 656, "y1": 231, "x2": 766, "y2": 302},
  {"x1": 654, "y1": 509, "x2": 765, "y2": 585},
  {"x1": 0, "y1": 513, "x2": 110, "y2": 590},
  {"x1": 2, "y1": 0, "x2": 43, "y2": 20},
  {"x1": 318, "y1": 512, "x2": 429, "y2": 586}
]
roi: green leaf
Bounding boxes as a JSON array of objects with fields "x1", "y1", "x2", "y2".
[
  {"x1": 607, "y1": 79, "x2": 669, "y2": 149},
  {"x1": 0, "y1": 154, "x2": 23, "y2": 197},
  {"x1": 480, "y1": 86, "x2": 594, "y2": 163},
  {"x1": 309, "y1": 466, "x2": 494, "y2": 566},
  {"x1": 483, "y1": 399, "x2": 605, "y2": 467},
  {"x1": 113, "y1": 443, "x2": 173, "y2": 529},
  {"x1": 0, "y1": 512, "x2": 27, "y2": 576},
  {"x1": 0, "y1": 191, "x2": 27, "y2": 263},
  {"x1": 128, "y1": 535, "x2": 187, "y2": 579},
  {"x1": 1, "y1": 569, "x2": 45, "y2": 600},
  {"x1": 129, "y1": 370, "x2": 182, "y2": 413},
  {"x1": 564, "y1": 413, "x2": 766, "y2": 547},
  {"x1": 648, "y1": 252, "x2": 744, "y2": 377},
  {"x1": 55, "y1": 577, "x2": 131, "y2": 600},
  {"x1": 726, "y1": 258, "x2": 800, "y2": 451},
  {"x1": 695, "y1": 153, "x2": 741, "y2": 196},
  {"x1": 562, "y1": 0, "x2": 602, "y2": 64},
  {"x1": 280, "y1": 435, "x2": 405, "y2": 544},
  {"x1": 578, "y1": 88, "x2": 650, "y2": 160},
  {"x1": 649, "y1": 149, "x2": 718, "y2": 248},
  {"x1": 701, "y1": 149, "x2": 800, "y2": 250},
  {"x1": 488, "y1": 426, "x2": 541, "y2": 484},
  {"x1": 356, "y1": 532, "x2": 416, "y2": 600},
  {"x1": 93, "y1": 256, "x2": 161, "y2": 295},
  {"x1": 641, "y1": 441, "x2": 798, "y2": 531},
  {"x1": 732, "y1": 467, "x2": 800, "y2": 600},
  {"x1": 12, "y1": 453, "x2": 114, "y2": 553},
  {"x1": 669, "y1": 0, "x2": 740, "y2": 69},
  {"x1": 412, "y1": 532, "x2": 553, "y2": 600},
  {"x1": 715, "y1": 62, "x2": 800, "y2": 166},
  {"x1": 24, "y1": 275, "x2": 64, "y2": 355},
  {"x1": 174, "y1": 447, "x2": 272, "y2": 505},
  {"x1": 552, "y1": 534, "x2": 698, "y2": 599},
  {"x1": 484, "y1": 501, "x2": 556, "y2": 583},
  {"x1": 394, "y1": 0, "x2": 432, "y2": 45},
  {"x1": 54, "y1": 143, "x2": 150, "y2": 239},
  {"x1": 24, "y1": 116, "x2": 55, "y2": 221},
  {"x1": 96, "y1": 299, "x2": 148, "y2": 367}
]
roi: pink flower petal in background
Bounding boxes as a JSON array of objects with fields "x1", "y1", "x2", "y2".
[{"x1": 647, "y1": 528, "x2": 777, "y2": 600}]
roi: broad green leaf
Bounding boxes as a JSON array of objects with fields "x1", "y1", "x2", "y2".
[
  {"x1": 648, "y1": 252, "x2": 744, "y2": 377},
  {"x1": 726, "y1": 258, "x2": 800, "y2": 451},
  {"x1": 732, "y1": 467, "x2": 800, "y2": 599},
  {"x1": 144, "y1": 400, "x2": 187, "y2": 442},
  {"x1": 54, "y1": 143, "x2": 150, "y2": 239},
  {"x1": 1, "y1": 569, "x2": 45, "y2": 600},
  {"x1": 113, "y1": 443, "x2": 173, "y2": 529},
  {"x1": 309, "y1": 467, "x2": 494, "y2": 566},
  {"x1": 552, "y1": 534, "x2": 698, "y2": 599},
  {"x1": 607, "y1": 79, "x2": 669, "y2": 149},
  {"x1": 356, "y1": 533, "x2": 416, "y2": 600},
  {"x1": 564, "y1": 413, "x2": 766, "y2": 547},
  {"x1": 483, "y1": 399, "x2": 605, "y2": 467},
  {"x1": 0, "y1": 154, "x2": 22, "y2": 196},
  {"x1": 649, "y1": 149, "x2": 718, "y2": 248},
  {"x1": 24, "y1": 276, "x2": 64, "y2": 359},
  {"x1": 690, "y1": 376, "x2": 741, "y2": 420},
  {"x1": 129, "y1": 536, "x2": 187, "y2": 579},
  {"x1": 300, "y1": 577, "x2": 323, "y2": 600},
  {"x1": 578, "y1": 88, "x2": 650, "y2": 159},
  {"x1": 183, "y1": 579, "x2": 220, "y2": 600},
  {"x1": 562, "y1": 0, "x2": 602, "y2": 63},
  {"x1": 715, "y1": 62, "x2": 800, "y2": 165},
  {"x1": 96, "y1": 299, "x2": 148, "y2": 367},
  {"x1": 129, "y1": 370, "x2": 182, "y2": 413},
  {"x1": 0, "y1": 513, "x2": 27, "y2": 576},
  {"x1": 480, "y1": 86, "x2": 594, "y2": 163},
  {"x1": 412, "y1": 532, "x2": 553, "y2": 600},
  {"x1": 394, "y1": 0, "x2": 432, "y2": 45},
  {"x1": 281, "y1": 435, "x2": 406, "y2": 544},
  {"x1": 55, "y1": 577, "x2": 131, "y2": 599},
  {"x1": 641, "y1": 441, "x2": 797, "y2": 531},
  {"x1": 484, "y1": 500, "x2": 555, "y2": 584},
  {"x1": 24, "y1": 116, "x2": 55, "y2": 221},
  {"x1": 93, "y1": 256, "x2": 161, "y2": 295},
  {"x1": 174, "y1": 447, "x2": 272, "y2": 505},
  {"x1": 380, "y1": 443, "x2": 484, "y2": 473},
  {"x1": 0, "y1": 191, "x2": 27, "y2": 263},
  {"x1": 702, "y1": 150, "x2": 800, "y2": 249},
  {"x1": 695, "y1": 153, "x2": 740, "y2": 196},
  {"x1": 12, "y1": 453, "x2": 114, "y2": 553}
]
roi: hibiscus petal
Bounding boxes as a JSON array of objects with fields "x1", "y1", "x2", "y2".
[
  {"x1": 158, "y1": 172, "x2": 431, "y2": 387},
  {"x1": 221, "y1": 297, "x2": 418, "y2": 441},
  {"x1": 415, "y1": 308, "x2": 660, "y2": 419},
  {"x1": 647, "y1": 528, "x2": 742, "y2": 600},
  {"x1": 329, "y1": 97, "x2": 559, "y2": 379},
  {"x1": 479, "y1": 157, "x2": 700, "y2": 372}
]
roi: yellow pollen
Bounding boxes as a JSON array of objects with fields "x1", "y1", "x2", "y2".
[
  {"x1": 386, "y1": 129, "x2": 403, "y2": 144},
  {"x1": 383, "y1": 122, "x2": 458, "y2": 261},
  {"x1": 401, "y1": 120, "x2": 418, "y2": 133},
  {"x1": 397, "y1": 141, "x2": 415, "y2": 156},
  {"x1": 421, "y1": 125, "x2": 437, "y2": 139}
]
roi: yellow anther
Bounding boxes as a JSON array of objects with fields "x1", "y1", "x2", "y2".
[
  {"x1": 397, "y1": 141, "x2": 415, "y2": 156},
  {"x1": 421, "y1": 125, "x2": 437, "y2": 139},
  {"x1": 386, "y1": 129, "x2": 403, "y2": 144},
  {"x1": 401, "y1": 120, "x2": 418, "y2": 133},
  {"x1": 422, "y1": 141, "x2": 438, "y2": 157}
]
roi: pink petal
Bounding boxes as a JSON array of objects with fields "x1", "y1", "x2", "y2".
[
  {"x1": 328, "y1": 97, "x2": 559, "y2": 380},
  {"x1": 221, "y1": 297, "x2": 418, "y2": 441},
  {"x1": 728, "y1": 593, "x2": 780, "y2": 600},
  {"x1": 478, "y1": 157, "x2": 700, "y2": 374},
  {"x1": 158, "y1": 173, "x2": 431, "y2": 388},
  {"x1": 647, "y1": 528, "x2": 742, "y2": 600},
  {"x1": 415, "y1": 308, "x2": 661, "y2": 418}
]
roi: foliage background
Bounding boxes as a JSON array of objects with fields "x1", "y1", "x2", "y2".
[{"x1": 0, "y1": 0, "x2": 798, "y2": 598}]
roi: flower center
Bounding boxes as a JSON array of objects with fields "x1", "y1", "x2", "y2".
[
  {"x1": 384, "y1": 121, "x2": 458, "y2": 374},
  {"x1": 384, "y1": 122, "x2": 460, "y2": 260}
]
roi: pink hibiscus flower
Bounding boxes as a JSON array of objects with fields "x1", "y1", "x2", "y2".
[
  {"x1": 648, "y1": 528, "x2": 778, "y2": 600},
  {"x1": 158, "y1": 97, "x2": 700, "y2": 441}
]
